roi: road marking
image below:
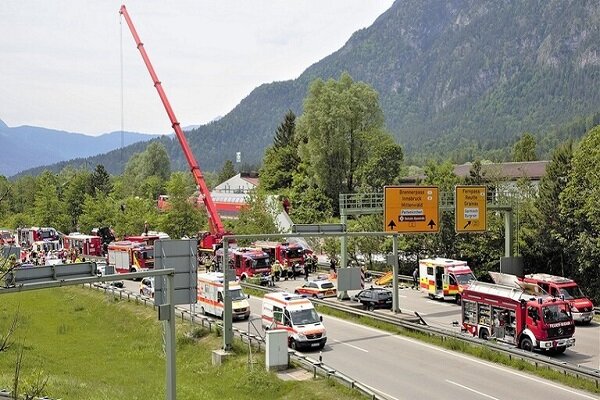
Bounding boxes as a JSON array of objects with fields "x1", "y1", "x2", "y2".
[
  {"x1": 327, "y1": 315, "x2": 598, "y2": 400},
  {"x1": 446, "y1": 380, "x2": 499, "y2": 400},
  {"x1": 426, "y1": 300, "x2": 452, "y2": 307},
  {"x1": 332, "y1": 339, "x2": 369, "y2": 353}
]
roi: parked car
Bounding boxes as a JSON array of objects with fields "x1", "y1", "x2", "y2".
[
  {"x1": 139, "y1": 277, "x2": 155, "y2": 298},
  {"x1": 294, "y1": 280, "x2": 337, "y2": 299},
  {"x1": 96, "y1": 261, "x2": 124, "y2": 288},
  {"x1": 353, "y1": 287, "x2": 393, "y2": 311}
]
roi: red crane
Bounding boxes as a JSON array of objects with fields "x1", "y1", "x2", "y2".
[{"x1": 119, "y1": 5, "x2": 226, "y2": 249}]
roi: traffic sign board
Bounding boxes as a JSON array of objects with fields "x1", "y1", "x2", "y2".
[
  {"x1": 455, "y1": 185, "x2": 487, "y2": 233},
  {"x1": 384, "y1": 186, "x2": 440, "y2": 233}
]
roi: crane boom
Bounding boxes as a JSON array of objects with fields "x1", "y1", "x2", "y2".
[{"x1": 119, "y1": 5, "x2": 225, "y2": 237}]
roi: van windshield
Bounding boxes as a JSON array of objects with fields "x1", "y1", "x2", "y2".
[
  {"x1": 559, "y1": 285, "x2": 586, "y2": 300},
  {"x1": 252, "y1": 257, "x2": 271, "y2": 269},
  {"x1": 229, "y1": 289, "x2": 246, "y2": 301},
  {"x1": 290, "y1": 308, "x2": 320, "y2": 325}
]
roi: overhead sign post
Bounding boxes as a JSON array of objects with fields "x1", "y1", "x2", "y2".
[
  {"x1": 455, "y1": 185, "x2": 487, "y2": 233},
  {"x1": 384, "y1": 186, "x2": 440, "y2": 233}
]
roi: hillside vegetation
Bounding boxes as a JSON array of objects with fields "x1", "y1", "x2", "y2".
[{"x1": 17, "y1": 0, "x2": 600, "y2": 176}]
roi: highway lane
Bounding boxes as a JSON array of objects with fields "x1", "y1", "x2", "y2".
[
  {"x1": 240, "y1": 295, "x2": 596, "y2": 400},
  {"x1": 122, "y1": 271, "x2": 600, "y2": 370},
  {"x1": 271, "y1": 275, "x2": 600, "y2": 369}
]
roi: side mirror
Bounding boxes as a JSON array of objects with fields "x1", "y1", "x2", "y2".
[
  {"x1": 247, "y1": 294, "x2": 250, "y2": 299},
  {"x1": 320, "y1": 315, "x2": 323, "y2": 322}
]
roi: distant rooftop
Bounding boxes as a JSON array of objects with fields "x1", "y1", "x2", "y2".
[{"x1": 403, "y1": 161, "x2": 549, "y2": 183}]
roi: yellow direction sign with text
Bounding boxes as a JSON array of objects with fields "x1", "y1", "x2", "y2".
[
  {"x1": 455, "y1": 185, "x2": 487, "y2": 233},
  {"x1": 384, "y1": 186, "x2": 439, "y2": 233}
]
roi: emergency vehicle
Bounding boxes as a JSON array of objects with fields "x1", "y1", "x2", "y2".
[
  {"x1": 31, "y1": 240, "x2": 61, "y2": 254},
  {"x1": 215, "y1": 247, "x2": 271, "y2": 282},
  {"x1": 107, "y1": 241, "x2": 154, "y2": 274},
  {"x1": 197, "y1": 272, "x2": 250, "y2": 320},
  {"x1": 63, "y1": 233, "x2": 103, "y2": 257},
  {"x1": 17, "y1": 227, "x2": 59, "y2": 248},
  {"x1": 521, "y1": 273, "x2": 594, "y2": 324},
  {"x1": 254, "y1": 241, "x2": 306, "y2": 276},
  {"x1": 261, "y1": 292, "x2": 327, "y2": 350},
  {"x1": 0, "y1": 229, "x2": 16, "y2": 246},
  {"x1": 419, "y1": 258, "x2": 475, "y2": 302},
  {"x1": 461, "y1": 281, "x2": 576, "y2": 354}
]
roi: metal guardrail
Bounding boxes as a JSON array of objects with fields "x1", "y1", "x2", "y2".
[
  {"x1": 241, "y1": 282, "x2": 600, "y2": 388},
  {"x1": 85, "y1": 283, "x2": 389, "y2": 400}
]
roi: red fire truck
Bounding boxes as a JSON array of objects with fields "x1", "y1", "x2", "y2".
[
  {"x1": 0, "y1": 229, "x2": 16, "y2": 246},
  {"x1": 17, "y1": 227, "x2": 59, "y2": 248},
  {"x1": 107, "y1": 241, "x2": 154, "y2": 274},
  {"x1": 63, "y1": 233, "x2": 103, "y2": 257},
  {"x1": 215, "y1": 247, "x2": 271, "y2": 282},
  {"x1": 520, "y1": 273, "x2": 594, "y2": 325},
  {"x1": 254, "y1": 241, "x2": 306, "y2": 276},
  {"x1": 461, "y1": 280, "x2": 576, "y2": 354}
]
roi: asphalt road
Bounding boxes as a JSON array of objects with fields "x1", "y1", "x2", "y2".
[{"x1": 122, "y1": 273, "x2": 599, "y2": 399}]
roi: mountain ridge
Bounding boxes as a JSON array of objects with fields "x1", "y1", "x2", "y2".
[{"x1": 15, "y1": 0, "x2": 600, "y2": 176}]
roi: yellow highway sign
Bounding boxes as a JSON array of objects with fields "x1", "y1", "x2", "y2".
[
  {"x1": 384, "y1": 186, "x2": 439, "y2": 233},
  {"x1": 455, "y1": 185, "x2": 487, "y2": 233}
]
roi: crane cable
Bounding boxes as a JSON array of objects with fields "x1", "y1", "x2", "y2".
[{"x1": 119, "y1": 12, "x2": 124, "y2": 163}]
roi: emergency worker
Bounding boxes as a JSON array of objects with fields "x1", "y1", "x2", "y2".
[
  {"x1": 281, "y1": 260, "x2": 289, "y2": 281},
  {"x1": 272, "y1": 260, "x2": 282, "y2": 282}
]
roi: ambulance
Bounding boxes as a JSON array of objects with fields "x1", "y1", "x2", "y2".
[
  {"x1": 419, "y1": 258, "x2": 475, "y2": 303},
  {"x1": 197, "y1": 272, "x2": 250, "y2": 320},
  {"x1": 261, "y1": 292, "x2": 327, "y2": 350}
]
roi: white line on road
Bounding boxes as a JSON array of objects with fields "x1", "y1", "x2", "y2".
[
  {"x1": 328, "y1": 315, "x2": 599, "y2": 400},
  {"x1": 333, "y1": 339, "x2": 369, "y2": 353},
  {"x1": 446, "y1": 380, "x2": 500, "y2": 400},
  {"x1": 426, "y1": 300, "x2": 452, "y2": 307}
]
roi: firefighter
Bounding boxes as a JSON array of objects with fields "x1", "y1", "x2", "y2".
[
  {"x1": 281, "y1": 260, "x2": 289, "y2": 281},
  {"x1": 272, "y1": 260, "x2": 282, "y2": 282}
]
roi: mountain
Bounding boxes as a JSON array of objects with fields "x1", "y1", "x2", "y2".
[
  {"x1": 18, "y1": 0, "x2": 600, "y2": 176},
  {"x1": 0, "y1": 120, "x2": 161, "y2": 176}
]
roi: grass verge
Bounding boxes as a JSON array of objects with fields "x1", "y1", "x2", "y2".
[{"x1": 0, "y1": 287, "x2": 364, "y2": 400}]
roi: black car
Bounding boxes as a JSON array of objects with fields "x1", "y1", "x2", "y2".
[{"x1": 354, "y1": 287, "x2": 393, "y2": 311}]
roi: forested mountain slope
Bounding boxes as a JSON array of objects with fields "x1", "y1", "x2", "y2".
[{"x1": 20, "y1": 0, "x2": 600, "y2": 176}]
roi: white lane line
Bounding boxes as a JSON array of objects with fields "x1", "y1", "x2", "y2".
[
  {"x1": 327, "y1": 315, "x2": 599, "y2": 400},
  {"x1": 446, "y1": 380, "x2": 500, "y2": 400},
  {"x1": 333, "y1": 339, "x2": 369, "y2": 353},
  {"x1": 426, "y1": 300, "x2": 452, "y2": 307}
]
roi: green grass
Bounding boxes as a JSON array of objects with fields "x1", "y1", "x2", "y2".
[{"x1": 0, "y1": 287, "x2": 363, "y2": 400}]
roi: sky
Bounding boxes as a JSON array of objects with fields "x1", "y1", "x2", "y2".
[{"x1": 0, "y1": 1, "x2": 395, "y2": 136}]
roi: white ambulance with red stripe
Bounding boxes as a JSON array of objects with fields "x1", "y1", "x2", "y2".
[
  {"x1": 261, "y1": 292, "x2": 327, "y2": 350},
  {"x1": 197, "y1": 272, "x2": 250, "y2": 320},
  {"x1": 419, "y1": 258, "x2": 475, "y2": 303}
]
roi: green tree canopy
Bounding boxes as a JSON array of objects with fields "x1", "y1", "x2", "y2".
[
  {"x1": 259, "y1": 110, "x2": 299, "y2": 192},
  {"x1": 512, "y1": 133, "x2": 537, "y2": 162},
  {"x1": 217, "y1": 160, "x2": 237, "y2": 185},
  {"x1": 296, "y1": 72, "x2": 394, "y2": 213}
]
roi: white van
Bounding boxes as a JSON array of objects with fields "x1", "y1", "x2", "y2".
[
  {"x1": 261, "y1": 292, "x2": 327, "y2": 350},
  {"x1": 197, "y1": 272, "x2": 250, "y2": 320}
]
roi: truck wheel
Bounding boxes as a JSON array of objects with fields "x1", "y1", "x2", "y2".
[
  {"x1": 200, "y1": 307, "x2": 205, "y2": 315},
  {"x1": 520, "y1": 337, "x2": 533, "y2": 352},
  {"x1": 478, "y1": 328, "x2": 489, "y2": 340},
  {"x1": 553, "y1": 346, "x2": 566, "y2": 355}
]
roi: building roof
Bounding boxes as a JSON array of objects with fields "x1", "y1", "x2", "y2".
[
  {"x1": 453, "y1": 161, "x2": 549, "y2": 180},
  {"x1": 402, "y1": 160, "x2": 549, "y2": 183}
]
